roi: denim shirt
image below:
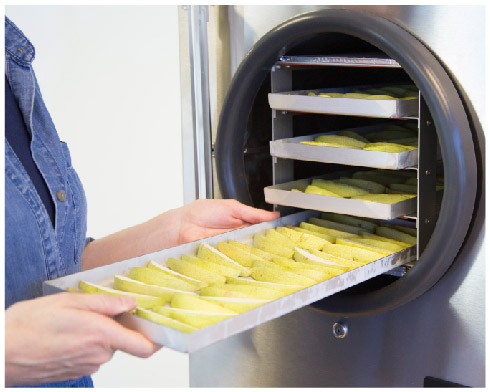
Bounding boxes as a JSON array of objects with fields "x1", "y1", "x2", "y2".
[{"x1": 5, "y1": 17, "x2": 93, "y2": 388}]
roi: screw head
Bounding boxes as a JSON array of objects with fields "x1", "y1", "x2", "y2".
[
  {"x1": 425, "y1": 169, "x2": 431, "y2": 176},
  {"x1": 333, "y1": 322, "x2": 348, "y2": 339}
]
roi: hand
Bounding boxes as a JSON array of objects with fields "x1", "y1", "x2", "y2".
[
  {"x1": 176, "y1": 199, "x2": 280, "y2": 244},
  {"x1": 5, "y1": 292, "x2": 160, "y2": 386},
  {"x1": 82, "y1": 199, "x2": 280, "y2": 270}
]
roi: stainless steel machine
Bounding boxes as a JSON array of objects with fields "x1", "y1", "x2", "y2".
[{"x1": 178, "y1": 5, "x2": 485, "y2": 387}]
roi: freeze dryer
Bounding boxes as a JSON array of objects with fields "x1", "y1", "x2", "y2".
[{"x1": 180, "y1": 6, "x2": 485, "y2": 387}]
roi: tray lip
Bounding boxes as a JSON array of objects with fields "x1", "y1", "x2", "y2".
[
  {"x1": 269, "y1": 125, "x2": 418, "y2": 170},
  {"x1": 277, "y1": 54, "x2": 402, "y2": 68},
  {"x1": 268, "y1": 87, "x2": 419, "y2": 119},
  {"x1": 264, "y1": 176, "x2": 417, "y2": 220},
  {"x1": 43, "y1": 210, "x2": 414, "y2": 353}
]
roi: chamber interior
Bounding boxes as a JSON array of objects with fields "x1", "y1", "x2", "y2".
[{"x1": 242, "y1": 32, "x2": 444, "y2": 299}]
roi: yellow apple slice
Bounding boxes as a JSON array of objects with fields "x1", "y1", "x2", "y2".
[
  {"x1": 166, "y1": 257, "x2": 226, "y2": 285},
  {"x1": 113, "y1": 275, "x2": 195, "y2": 302},
  {"x1": 227, "y1": 240, "x2": 276, "y2": 261},
  {"x1": 181, "y1": 254, "x2": 242, "y2": 278},
  {"x1": 322, "y1": 243, "x2": 382, "y2": 264},
  {"x1": 171, "y1": 292, "x2": 236, "y2": 314},
  {"x1": 135, "y1": 307, "x2": 197, "y2": 333},
  {"x1": 226, "y1": 277, "x2": 302, "y2": 295},
  {"x1": 276, "y1": 226, "x2": 328, "y2": 250},
  {"x1": 200, "y1": 283, "x2": 283, "y2": 300},
  {"x1": 217, "y1": 241, "x2": 267, "y2": 267},
  {"x1": 376, "y1": 226, "x2": 417, "y2": 245},
  {"x1": 198, "y1": 297, "x2": 269, "y2": 313},
  {"x1": 78, "y1": 281, "x2": 165, "y2": 308},
  {"x1": 147, "y1": 260, "x2": 207, "y2": 288},
  {"x1": 335, "y1": 238, "x2": 393, "y2": 257},
  {"x1": 152, "y1": 306, "x2": 234, "y2": 329},
  {"x1": 197, "y1": 243, "x2": 251, "y2": 277},
  {"x1": 253, "y1": 234, "x2": 294, "y2": 259},
  {"x1": 251, "y1": 266, "x2": 316, "y2": 287}
]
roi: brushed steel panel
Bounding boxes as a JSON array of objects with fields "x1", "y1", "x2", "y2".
[
  {"x1": 190, "y1": 222, "x2": 484, "y2": 387},
  {"x1": 228, "y1": 5, "x2": 485, "y2": 123},
  {"x1": 191, "y1": 5, "x2": 485, "y2": 387}
]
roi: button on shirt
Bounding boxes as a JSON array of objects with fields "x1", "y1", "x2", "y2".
[{"x1": 5, "y1": 16, "x2": 92, "y2": 388}]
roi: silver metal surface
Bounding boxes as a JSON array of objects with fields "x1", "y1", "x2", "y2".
[
  {"x1": 188, "y1": 5, "x2": 213, "y2": 199},
  {"x1": 43, "y1": 210, "x2": 414, "y2": 353},
  {"x1": 190, "y1": 226, "x2": 484, "y2": 387},
  {"x1": 226, "y1": 5, "x2": 485, "y2": 124},
  {"x1": 279, "y1": 54, "x2": 401, "y2": 68},
  {"x1": 270, "y1": 65, "x2": 294, "y2": 214},
  {"x1": 332, "y1": 321, "x2": 348, "y2": 339},
  {"x1": 188, "y1": 5, "x2": 485, "y2": 388},
  {"x1": 417, "y1": 97, "x2": 438, "y2": 257},
  {"x1": 268, "y1": 88, "x2": 419, "y2": 118},
  {"x1": 269, "y1": 126, "x2": 418, "y2": 169},
  {"x1": 178, "y1": 6, "x2": 197, "y2": 204},
  {"x1": 179, "y1": 5, "x2": 214, "y2": 203},
  {"x1": 265, "y1": 177, "x2": 417, "y2": 220}
]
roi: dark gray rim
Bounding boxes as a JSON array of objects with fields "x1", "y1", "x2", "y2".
[{"x1": 215, "y1": 9, "x2": 478, "y2": 316}]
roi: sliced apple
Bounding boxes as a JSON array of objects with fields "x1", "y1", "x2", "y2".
[
  {"x1": 129, "y1": 267, "x2": 199, "y2": 292},
  {"x1": 78, "y1": 280, "x2": 165, "y2": 308},
  {"x1": 152, "y1": 306, "x2": 234, "y2": 329},
  {"x1": 251, "y1": 266, "x2": 316, "y2": 287},
  {"x1": 171, "y1": 292, "x2": 235, "y2": 314},
  {"x1": 197, "y1": 243, "x2": 251, "y2": 277},
  {"x1": 226, "y1": 277, "x2": 302, "y2": 295},
  {"x1": 135, "y1": 307, "x2": 197, "y2": 333},
  {"x1": 166, "y1": 257, "x2": 226, "y2": 285},
  {"x1": 200, "y1": 297, "x2": 269, "y2": 313},
  {"x1": 147, "y1": 260, "x2": 207, "y2": 288},
  {"x1": 216, "y1": 241, "x2": 267, "y2": 267},
  {"x1": 113, "y1": 275, "x2": 195, "y2": 302},
  {"x1": 200, "y1": 283, "x2": 283, "y2": 300}
]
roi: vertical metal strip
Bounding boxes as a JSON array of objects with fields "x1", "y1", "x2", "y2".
[
  {"x1": 178, "y1": 6, "x2": 197, "y2": 204},
  {"x1": 271, "y1": 64, "x2": 294, "y2": 213},
  {"x1": 417, "y1": 97, "x2": 438, "y2": 257},
  {"x1": 189, "y1": 5, "x2": 214, "y2": 200}
]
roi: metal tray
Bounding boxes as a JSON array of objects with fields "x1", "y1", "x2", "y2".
[
  {"x1": 270, "y1": 127, "x2": 418, "y2": 170},
  {"x1": 278, "y1": 54, "x2": 402, "y2": 68},
  {"x1": 264, "y1": 179, "x2": 417, "y2": 220},
  {"x1": 43, "y1": 210, "x2": 414, "y2": 353},
  {"x1": 268, "y1": 88, "x2": 419, "y2": 118}
]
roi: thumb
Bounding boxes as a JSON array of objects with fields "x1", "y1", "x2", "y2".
[
  {"x1": 70, "y1": 293, "x2": 137, "y2": 316},
  {"x1": 232, "y1": 202, "x2": 280, "y2": 224}
]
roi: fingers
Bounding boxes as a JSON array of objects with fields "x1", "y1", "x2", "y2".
[
  {"x1": 104, "y1": 319, "x2": 161, "y2": 358},
  {"x1": 230, "y1": 200, "x2": 280, "y2": 224},
  {"x1": 65, "y1": 293, "x2": 161, "y2": 358},
  {"x1": 69, "y1": 293, "x2": 137, "y2": 317}
]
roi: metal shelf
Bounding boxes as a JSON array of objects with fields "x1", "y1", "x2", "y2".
[{"x1": 277, "y1": 54, "x2": 402, "y2": 68}]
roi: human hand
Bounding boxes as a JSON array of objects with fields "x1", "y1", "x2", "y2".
[
  {"x1": 82, "y1": 199, "x2": 280, "y2": 270},
  {"x1": 177, "y1": 199, "x2": 280, "y2": 244},
  {"x1": 5, "y1": 292, "x2": 160, "y2": 387}
]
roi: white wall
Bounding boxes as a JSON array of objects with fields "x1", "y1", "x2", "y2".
[{"x1": 5, "y1": 6, "x2": 189, "y2": 387}]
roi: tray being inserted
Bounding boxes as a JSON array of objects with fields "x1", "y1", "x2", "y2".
[
  {"x1": 43, "y1": 210, "x2": 415, "y2": 353},
  {"x1": 268, "y1": 88, "x2": 419, "y2": 118}
]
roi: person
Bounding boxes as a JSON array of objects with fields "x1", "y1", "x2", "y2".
[{"x1": 4, "y1": 16, "x2": 279, "y2": 388}]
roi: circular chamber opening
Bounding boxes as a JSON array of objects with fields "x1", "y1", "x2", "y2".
[{"x1": 215, "y1": 9, "x2": 479, "y2": 317}]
